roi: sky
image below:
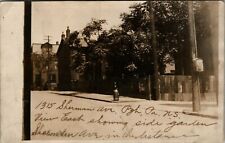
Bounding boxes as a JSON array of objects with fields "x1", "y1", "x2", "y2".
[{"x1": 32, "y1": 1, "x2": 144, "y2": 44}]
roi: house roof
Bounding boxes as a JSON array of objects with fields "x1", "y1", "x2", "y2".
[
  {"x1": 56, "y1": 31, "x2": 88, "y2": 55},
  {"x1": 32, "y1": 43, "x2": 59, "y2": 54}
]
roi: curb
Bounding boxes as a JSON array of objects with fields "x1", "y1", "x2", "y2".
[{"x1": 182, "y1": 111, "x2": 218, "y2": 119}]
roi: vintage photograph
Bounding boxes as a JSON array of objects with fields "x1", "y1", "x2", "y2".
[{"x1": 27, "y1": 1, "x2": 222, "y2": 142}]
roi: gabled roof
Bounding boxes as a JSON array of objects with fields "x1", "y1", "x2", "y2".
[
  {"x1": 56, "y1": 31, "x2": 89, "y2": 56},
  {"x1": 56, "y1": 39, "x2": 66, "y2": 56}
]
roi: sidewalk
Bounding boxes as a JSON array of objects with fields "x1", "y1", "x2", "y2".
[
  {"x1": 51, "y1": 91, "x2": 144, "y2": 103},
  {"x1": 158, "y1": 101, "x2": 218, "y2": 119},
  {"x1": 50, "y1": 91, "x2": 218, "y2": 119}
]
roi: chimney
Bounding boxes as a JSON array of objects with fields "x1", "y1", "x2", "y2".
[
  {"x1": 61, "y1": 32, "x2": 65, "y2": 40},
  {"x1": 66, "y1": 26, "x2": 70, "y2": 38}
]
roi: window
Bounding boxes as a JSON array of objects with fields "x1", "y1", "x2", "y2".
[{"x1": 49, "y1": 74, "x2": 56, "y2": 83}]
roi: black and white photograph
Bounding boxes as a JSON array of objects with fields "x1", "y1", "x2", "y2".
[{"x1": 0, "y1": 1, "x2": 224, "y2": 143}]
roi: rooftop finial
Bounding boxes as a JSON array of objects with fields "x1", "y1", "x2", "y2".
[{"x1": 66, "y1": 26, "x2": 70, "y2": 38}]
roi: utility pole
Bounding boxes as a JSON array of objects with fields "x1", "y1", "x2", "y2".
[
  {"x1": 149, "y1": 1, "x2": 160, "y2": 100},
  {"x1": 44, "y1": 35, "x2": 51, "y2": 43},
  {"x1": 188, "y1": 1, "x2": 201, "y2": 112}
]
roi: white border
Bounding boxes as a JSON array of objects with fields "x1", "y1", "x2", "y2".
[
  {"x1": 0, "y1": 1, "x2": 224, "y2": 143},
  {"x1": 0, "y1": 2, "x2": 24, "y2": 143}
]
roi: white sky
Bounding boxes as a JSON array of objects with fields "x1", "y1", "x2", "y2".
[{"x1": 32, "y1": 1, "x2": 144, "y2": 44}]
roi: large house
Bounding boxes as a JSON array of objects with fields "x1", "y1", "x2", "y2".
[
  {"x1": 57, "y1": 26, "x2": 91, "y2": 91},
  {"x1": 57, "y1": 27, "x2": 107, "y2": 92},
  {"x1": 56, "y1": 2, "x2": 218, "y2": 100}
]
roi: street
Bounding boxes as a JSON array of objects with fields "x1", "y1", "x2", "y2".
[{"x1": 31, "y1": 91, "x2": 220, "y2": 142}]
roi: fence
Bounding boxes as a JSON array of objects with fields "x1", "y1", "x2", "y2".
[
  {"x1": 159, "y1": 75, "x2": 216, "y2": 101},
  {"x1": 71, "y1": 75, "x2": 217, "y2": 102}
]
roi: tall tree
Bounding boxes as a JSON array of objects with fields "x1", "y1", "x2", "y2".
[
  {"x1": 70, "y1": 19, "x2": 108, "y2": 81},
  {"x1": 120, "y1": 1, "x2": 190, "y2": 74}
]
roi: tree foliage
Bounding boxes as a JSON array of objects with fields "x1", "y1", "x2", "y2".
[
  {"x1": 120, "y1": 1, "x2": 190, "y2": 74},
  {"x1": 68, "y1": 1, "x2": 204, "y2": 80}
]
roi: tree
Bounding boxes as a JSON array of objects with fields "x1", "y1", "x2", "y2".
[
  {"x1": 69, "y1": 19, "x2": 108, "y2": 81},
  {"x1": 69, "y1": 2, "x2": 194, "y2": 79},
  {"x1": 107, "y1": 28, "x2": 137, "y2": 79},
  {"x1": 69, "y1": 31, "x2": 87, "y2": 73},
  {"x1": 120, "y1": 1, "x2": 190, "y2": 74},
  {"x1": 67, "y1": 1, "x2": 207, "y2": 97}
]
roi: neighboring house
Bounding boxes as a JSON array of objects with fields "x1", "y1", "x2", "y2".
[{"x1": 32, "y1": 42, "x2": 59, "y2": 90}]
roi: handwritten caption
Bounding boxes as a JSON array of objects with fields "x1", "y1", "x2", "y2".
[{"x1": 31, "y1": 99, "x2": 217, "y2": 140}]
